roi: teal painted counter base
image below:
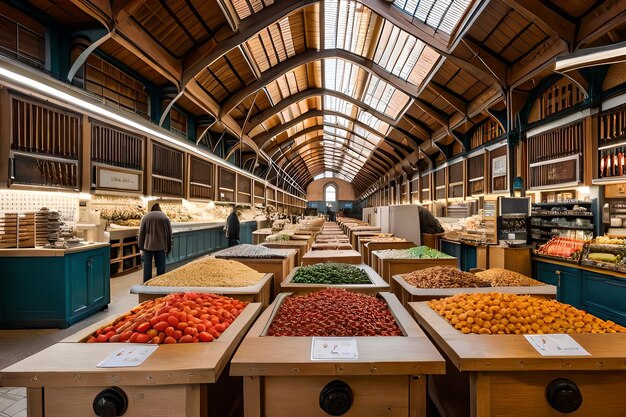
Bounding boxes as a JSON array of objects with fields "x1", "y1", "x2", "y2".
[
  {"x1": 534, "y1": 258, "x2": 626, "y2": 326},
  {"x1": 166, "y1": 221, "x2": 257, "y2": 266},
  {"x1": 439, "y1": 240, "x2": 477, "y2": 271},
  {"x1": 0, "y1": 245, "x2": 110, "y2": 329}
]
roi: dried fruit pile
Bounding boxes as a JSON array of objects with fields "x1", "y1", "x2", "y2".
[
  {"x1": 292, "y1": 263, "x2": 371, "y2": 285},
  {"x1": 475, "y1": 268, "x2": 545, "y2": 287},
  {"x1": 267, "y1": 289, "x2": 402, "y2": 336},
  {"x1": 145, "y1": 257, "x2": 263, "y2": 287},
  {"x1": 401, "y1": 266, "x2": 489, "y2": 288},
  {"x1": 214, "y1": 244, "x2": 289, "y2": 259},
  {"x1": 86, "y1": 293, "x2": 248, "y2": 344},
  {"x1": 429, "y1": 293, "x2": 626, "y2": 335}
]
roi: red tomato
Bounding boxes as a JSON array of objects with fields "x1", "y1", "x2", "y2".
[
  {"x1": 134, "y1": 333, "x2": 151, "y2": 343},
  {"x1": 197, "y1": 332, "x2": 213, "y2": 342},
  {"x1": 184, "y1": 327, "x2": 198, "y2": 337},
  {"x1": 87, "y1": 336, "x2": 97, "y2": 343},
  {"x1": 163, "y1": 336, "x2": 177, "y2": 344},
  {"x1": 119, "y1": 331, "x2": 133, "y2": 342},
  {"x1": 179, "y1": 335, "x2": 194, "y2": 343},
  {"x1": 164, "y1": 326, "x2": 176, "y2": 337},
  {"x1": 166, "y1": 316, "x2": 179, "y2": 327},
  {"x1": 153, "y1": 321, "x2": 169, "y2": 332},
  {"x1": 146, "y1": 329, "x2": 158, "y2": 338},
  {"x1": 173, "y1": 330, "x2": 183, "y2": 340},
  {"x1": 108, "y1": 334, "x2": 122, "y2": 343},
  {"x1": 177, "y1": 322, "x2": 189, "y2": 331},
  {"x1": 215, "y1": 323, "x2": 226, "y2": 333},
  {"x1": 196, "y1": 324, "x2": 206, "y2": 332},
  {"x1": 136, "y1": 322, "x2": 150, "y2": 333}
]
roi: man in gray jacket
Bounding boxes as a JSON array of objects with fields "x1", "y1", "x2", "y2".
[{"x1": 138, "y1": 203, "x2": 172, "y2": 282}]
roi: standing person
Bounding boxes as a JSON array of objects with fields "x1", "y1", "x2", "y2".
[
  {"x1": 326, "y1": 207, "x2": 332, "y2": 221},
  {"x1": 138, "y1": 203, "x2": 172, "y2": 282},
  {"x1": 225, "y1": 206, "x2": 240, "y2": 247}
]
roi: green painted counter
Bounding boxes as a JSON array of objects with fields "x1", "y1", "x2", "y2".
[{"x1": 0, "y1": 244, "x2": 111, "y2": 329}]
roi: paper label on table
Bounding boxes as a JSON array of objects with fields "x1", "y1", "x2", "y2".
[
  {"x1": 524, "y1": 334, "x2": 591, "y2": 356},
  {"x1": 97, "y1": 345, "x2": 159, "y2": 368},
  {"x1": 311, "y1": 337, "x2": 358, "y2": 360}
]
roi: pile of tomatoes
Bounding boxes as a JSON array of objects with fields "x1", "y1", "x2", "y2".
[
  {"x1": 86, "y1": 293, "x2": 248, "y2": 344},
  {"x1": 267, "y1": 289, "x2": 402, "y2": 337}
]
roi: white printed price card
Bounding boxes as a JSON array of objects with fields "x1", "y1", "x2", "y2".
[
  {"x1": 97, "y1": 345, "x2": 159, "y2": 368},
  {"x1": 311, "y1": 337, "x2": 358, "y2": 360},
  {"x1": 525, "y1": 334, "x2": 590, "y2": 356}
]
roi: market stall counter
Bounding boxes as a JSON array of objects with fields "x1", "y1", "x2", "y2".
[
  {"x1": 0, "y1": 242, "x2": 110, "y2": 329},
  {"x1": 410, "y1": 298, "x2": 626, "y2": 417},
  {"x1": 261, "y1": 240, "x2": 309, "y2": 266},
  {"x1": 230, "y1": 290, "x2": 445, "y2": 417},
  {"x1": 0, "y1": 298, "x2": 263, "y2": 417}
]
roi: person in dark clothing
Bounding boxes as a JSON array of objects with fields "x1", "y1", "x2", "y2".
[
  {"x1": 225, "y1": 207, "x2": 240, "y2": 247},
  {"x1": 138, "y1": 203, "x2": 172, "y2": 282},
  {"x1": 326, "y1": 207, "x2": 332, "y2": 221}
]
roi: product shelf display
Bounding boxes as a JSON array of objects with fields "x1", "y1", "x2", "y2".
[
  {"x1": 0, "y1": 298, "x2": 263, "y2": 417},
  {"x1": 280, "y1": 263, "x2": 389, "y2": 295},
  {"x1": 410, "y1": 295, "x2": 626, "y2": 417},
  {"x1": 230, "y1": 290, "x2": 445, "y2": 417},
  {"x1": 530, "y1": 200, "x2": 595, "y2": 243}
]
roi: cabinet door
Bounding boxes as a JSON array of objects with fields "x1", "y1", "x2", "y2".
[
  {"x1": 69, "y1": 252, "x2": 90, "y2": 316},
  {"x1": 534, "y1": 261, "x2": 580, "y2": 307},
  {"x1": 440, "y1": 241, "x2": 461, "y2": 269},
  {"x1": 581, "y1": 271, "x2": 626, "y2": 326},
  {"x1": 461, "y1": 245, "x2": 477, "y2": 272},
  {"x1": 88, "y1": 251, "x2": 106, "y2": 305}
]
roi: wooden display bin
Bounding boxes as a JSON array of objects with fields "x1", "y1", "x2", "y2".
[
  {"x1": 362, "y1": 240, "x2": 413, "y2": 267},
  {"x1": 252, "y1": 228, "x2": 273, "y2": 245},
  {"x1": 130, "y1": 273, "x2": 274, "y2": 307},
  {"x1": 212, "y1": 248, "x2": 298, "y2": 298},
  {"x1": 315, "y1": 235, "x2": 349, "y2": 244},
  {"x1": 311, "y1": 242, "x2": 353, "y2": 251},
  {"x1": 391, "y1": 274, "x2": 557, "y2": 306},
  {"x1": 230, "y1": 292, "x2": 445, "y2": 417},
  {"x1": 280, "y1": 264, "x2": 389, "y2": 295},
  {"x1": 409, "y1": 302, "x2": 626, "y2": 417},
  {"x1": 350, "y1": 230, "x2": 383, "y2": 249},
  {"x1": 488, "y1": 246, "x2": 532, "y2": 277},
  {"x1": 261, "y1": 240, "x2": 309, "y2": 266},
  {"x1": 372, "y1": 253, "x2": 458, "y2": 282},
  {"x1": 0, "y1": 303, "x2": 263, "y2": 417},
  {"x1": 302, "y1": 249, "x2": 362, "y2": 266}
]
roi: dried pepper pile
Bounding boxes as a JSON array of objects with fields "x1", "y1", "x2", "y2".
[{"x1": 267, "y1": 289, "x2": 402, "y2": 336}]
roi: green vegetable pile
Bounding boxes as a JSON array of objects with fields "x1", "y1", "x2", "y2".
[
  {"x1": 292, "y1": 263, "x2": 371, "y2": 285},
  {"x1": 375, "y1": 246, "x2": 454, "y2": 259}
]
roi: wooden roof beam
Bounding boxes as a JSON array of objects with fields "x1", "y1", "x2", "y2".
[
  {"x1": 67, "y1": 0, "x2": 112, "y2": 29},
  {"x1": 500, "y1": 0, "x2": 576, "y2": 50},
  {"x1": 510, "y1": 37, "x2": 569, "y2": 88},
  {"x1": 219, "y1": 49, "x2": 422, "y2": 118},
  {"x1": 245, "y1": 88, "x2": 397, "y2": 133},
  {"x1": 576, "y1": 0, "x2": 626, "y2": 49},
  {"x1": 427, "y1": 82, "x2": 467, "y2": 114},
  {"x1": 413, "y1": 98, "x2": 449, "y2": 127}
]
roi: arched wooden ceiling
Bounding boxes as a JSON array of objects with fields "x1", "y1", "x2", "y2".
[{"x1": 23, "y1": 0, "x2": 626, "y2": 194}]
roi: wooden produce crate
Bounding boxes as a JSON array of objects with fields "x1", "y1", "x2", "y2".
[
  {"x1": 315, "y1": 234, "x2": 349, "y2": 243},
  {"x1": 391, "y1": 274, "x2": 557, "y2": 306},
  {"x1": 253, "y1": 228, "x2": 273, "y2": 244},
  {"x1": 130, "y1": 273, "x2": 273, "y2": 307},
  {"x1": 311, "y1": 242, "x2": 353, "y2": 251},
  {"x1": 231, "y1": 293, "x2": 445, "y2": 417},
  {"x1": 373, "y1": 253, "x2": 458, "y2": 283},
  {"x1": 261, "y1": 240, "x2": 309, "y2": 266},
  {"x1": 302, "y1": 249, "x2": 362, "y2": 266},
  {"x1": 362, "y1": 240, "x2": 413, "y2": 267},
  {"x1": 213, "y1": 247, "x2": 298, "y2": 298},
  {"x1": 409, "y1": 302, "x2": 626, "y2": 417},
  {"x1": 0, "y1": 302, "x2": 263, "y2": 417},
  {"x1": 280, "y1": 264, "x2": 389, "y2": 295},
  {"x1": 350, "y1": 230, "x2": 382, "y2": 249}
]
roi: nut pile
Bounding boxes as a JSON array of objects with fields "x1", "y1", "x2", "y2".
[
  {"x1": 475, "y1": 268, "x2": 545, "y2": 287},
  {"x1": 145, "y1": 257, "x2": 263, "y2": 287},
  {"x1": 214, "y1": 244, "x2": 288, "y2": 259},
  {"x1": 267, "y1": 289, "x2": 402, "y2": 336},
  {"x1": 429, "y1": 293, "x2": 626, "y2": 335},
  {"x1": 401, "y1": 267, "x2": 490, "y2": 288},
  {"x1": 292, "y1": 263, "x2": 371, "y2": 285}
]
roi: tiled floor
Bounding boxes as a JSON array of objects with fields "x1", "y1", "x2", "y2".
[{"x1": 0, "y1": 268, "x2": 144, "y2": 416}]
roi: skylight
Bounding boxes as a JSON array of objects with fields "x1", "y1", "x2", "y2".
[{"x1": 392, "y1": 0, "x2": 472, "y2": 35}]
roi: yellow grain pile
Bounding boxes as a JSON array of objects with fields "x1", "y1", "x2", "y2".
[
  {"x1": 429, "y1": 293, "x2": 626, "y2": 335},
  {"x1": 145, "y1": 257, "x2": 264, "y2": 287},
  {"x1": 475, "y1": 268, "x2": 545, "y2": 287}
]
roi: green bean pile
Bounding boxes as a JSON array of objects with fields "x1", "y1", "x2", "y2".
[{"x1": 292, "y1": 263, "x2": 371, "y2": 284}]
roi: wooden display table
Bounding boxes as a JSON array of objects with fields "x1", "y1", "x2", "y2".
[
  {"x1": 315, "y1": 234, "x2": 349, "y2": 242},
  {"x1": 301, "y1": 249, "x2": 361, "y2": 266},
  {"x1": 489, "y1": 245, "x2": 532, "y2": 277},
  {"x1": 0, "y1": 303, "x2": 263, "y2": 417},
  {"x1": 362, "y1": 240, "x2": 413, "y2": 267},
  {"x1": 261, "y1": 240, "x2": 309, "y2": 266},
  {"x1": 253, "y1": 228, "x2": 273, "y2": 244},
  {"x1": 212, "y1": 247, "x2": 297, "y2": 298},
  {"x1": 391, "y1": 274, "x2": 556, "y2": 306},
  {"x1": 230, "y1": 293, "x2": 445, "y2": 417},
  {"x1": 280, "y1": 264, "x2": 389, "y2": 295},
  {"x1": 372, "y1": 252, "x2": 458, "y2": 282},
  {"x1": 130, "y1": 273, "x2": 273, "y2": 306},
  {"x1": 409, "y1": 302, "x2": 626, "y2": 417},
  {"x1": 311, "y1": 242, "x2": 353, "y2": 251}
]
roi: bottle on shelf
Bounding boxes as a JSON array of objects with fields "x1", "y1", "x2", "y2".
[{"x1": 600, "y1": 150, "x2": 606, "y2": 178}]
